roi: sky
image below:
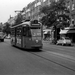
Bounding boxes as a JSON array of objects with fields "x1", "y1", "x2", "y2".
[{"x1": 0, "y1": 0, "x2": 34, "y2": 23}]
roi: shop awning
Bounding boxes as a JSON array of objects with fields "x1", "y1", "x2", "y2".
[
  {"x1": 60, "y1": 29, "x2": 75, "y2": 34},
  {"x1": 43, "y1": 31, "x2": 48, "y2": 34},
  {"x1": 60, "y1": 30, "x2": 68, "y2": 34},
  {"x1": 67, "y1": 30, "x2": 75, "y2": 33}
]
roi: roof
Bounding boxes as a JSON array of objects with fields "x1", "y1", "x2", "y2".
[
  {"x1": 60, "y1": 29, "x2": 75, "y2": 34},
  {"x1": 10, "y1": 21, "x2": 30, "y2": 28},
  {"x1": 43, "y1": 29, "x2": 51, "y2": 32},
  {"x1": 60, "y1": 30, "x2": 68, "y2": 34}
]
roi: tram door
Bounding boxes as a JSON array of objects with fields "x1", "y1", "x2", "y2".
[{"x1": 22, "y1": 26, "x2": 32, "y2": 48}]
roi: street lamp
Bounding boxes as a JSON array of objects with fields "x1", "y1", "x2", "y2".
[{"x1": 15, "y1": 10, "x2": 23, "y2": 13}]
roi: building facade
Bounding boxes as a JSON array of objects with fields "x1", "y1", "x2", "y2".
[
  {"x1": 7, "y1": 17, "x2": 16, "y2": 26},
  {"x1": 59, "y1": 0, "x2": 75, "y2": 43},
  {"x1": 8, "y1": 0, "x2": 75, "y2": 27},
  {"x1": 22, "y1": 0, "x2": 52, "y2": 21},
  {"x1": 66, "y1": 0, "x2": 75, "y2": 26},
  {"x1": 21, "y1": 0, "x2": 75, "y2": 26}
]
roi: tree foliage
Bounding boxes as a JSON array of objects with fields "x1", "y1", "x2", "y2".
[
  {"x1": 40, "y1": 0, "x2": 70, "y2": 28},
  {"x1": 15, "y1": 13, "x2": 23, "y2": 25},
  {"x1": 3, "y1": 22, "x2": 11, "y2": 35},
  {"x1": 0, "y1": 22, "x2": 3, "y2": 31}
]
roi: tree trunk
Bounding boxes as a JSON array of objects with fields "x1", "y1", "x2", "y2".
[{"x1": 53, "y1": 25, "x2": 57, "y2": 44}]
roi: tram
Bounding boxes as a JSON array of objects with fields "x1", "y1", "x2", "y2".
[{"x1": 10, "y1": 20, "x2": 43, "y2": 49}]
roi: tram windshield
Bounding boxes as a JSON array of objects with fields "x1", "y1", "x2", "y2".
[{"x1": 30, "y1": 27, "x2": 41, "y2": 37}]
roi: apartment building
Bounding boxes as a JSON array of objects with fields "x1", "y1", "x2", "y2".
[
  {"x1": 59, "y1": 0, "x2": 75, "y2": 43},
  {"x1": 21, "y1": 0, "x2": 75, "y2": 26},
  {"x1": 70, "y1": 0, "x2": 75, "y2": 26},
  {"x1": 65, "y1": 0, "x2": 75, "y2": 26},
  {"x1": 8, "y1": 0, "x2": 75, "y2": 27},
  {"x1": 22, "y1": 0, "x2": 52, "y2": 21}
]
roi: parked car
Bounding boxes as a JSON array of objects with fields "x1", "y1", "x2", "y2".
[
  {"x1": 0, "y1": 32, "x2": 6, "y2": 42},
  {"x1": 56, "y1": 37, "x2": 72, "y2": 46}
]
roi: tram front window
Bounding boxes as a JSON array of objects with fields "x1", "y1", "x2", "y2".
[{"x1": 30, "y1": 27, "x2": 41, "y2": 37}]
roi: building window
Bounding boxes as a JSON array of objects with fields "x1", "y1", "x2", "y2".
[
  {"x1": 72, "y1": 19, "x2": 74, "y2": 24},
  {"x1": 43, "y1": 0, "x2": 46, "y2": 2},
  {"x1": 35, "y1": 2, "x2": 41, "y2": 7},
  {"x1": 48, "y1": 1, "x2": 51, "y2": 5},
  {"x1": 37, "y1": 2, "x2": 41, "y2": 6},
  {"x1": 72, "y1": 4, "x2": 75, "y2": 10},
  {"x1": 55, "y1": 0, "x2": 59, "y2": 2},
  {"x1": 28, "y1": 13, "x2": 30, "y2": 16},
  {"x1": 67, "y1": 5, "x2": 70, "y2": 9},
  {"x1": 63, "y1": 11, "x2": 65, "y2": 14},
  {"x1": 58, "y1": 11, "x2": 62, "y2": 15},
  {"x1": 35, "y1": 4, "x2": 37, "y2": 7},
  {"x1": 26, "y1": 9, "x2": 30, "y2": 12},
  {"x1": 66, "y1": 1, "x2": 70, "y2": 10}
]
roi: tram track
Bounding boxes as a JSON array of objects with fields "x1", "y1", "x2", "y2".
[
  {"x1": 5, "y1": 39, "x2": 75, "y2": 73},
  {"x1": 29, "y1": 49, "x2": 75, "y2": 73}
]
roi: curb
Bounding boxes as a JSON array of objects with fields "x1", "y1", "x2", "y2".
[{"x1": 43, "y1": 40, "x2": 75, "y2": 46}]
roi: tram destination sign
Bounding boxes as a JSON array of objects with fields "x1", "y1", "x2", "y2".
[{"x1": 31, "y1": 24, "x2": 40, "y2": 26}]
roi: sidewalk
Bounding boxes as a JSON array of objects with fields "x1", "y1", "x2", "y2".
[
  {"x1": 43, "y1": 40, "x2": 50, "y2": 43},
  {"x1": 72, "y1": 43, "x2": 75, "y2": 46},
  {"x1": 43, "y1": 40, "x2": 75, "y2": 46},
  {"x1": 43, "y1": 40, "x2": 55, "y2": 45}
]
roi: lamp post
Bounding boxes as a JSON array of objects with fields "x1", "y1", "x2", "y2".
[
  {"x1": 14, "y1": 10, "x2": 23, "y2": 16},
  {"x1": 14, "y1": 10, "x2": 24, "y2": 24},
  {"x1": 15, "y1": 10, "x2": 26, "y2": 22},
  {"x1": 15, "y1": 10, "x2": 23, "y2": 13}
]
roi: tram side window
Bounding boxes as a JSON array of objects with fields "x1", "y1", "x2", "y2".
[
  {"x1": 11, "y1": 28, "x2": 15, "y2": 35},
  {"x1": 16, "y1": 27, "x2": 22, "y2": 36},
  {"x1": 23, "y1": 27, "x2": 26, "y2": 36},
  {"x1": 28, "y1": 29, "x2": 31, "y2": 37},
  {"x1": 23, "y1": 27, "x2": 31, "y2": 37},
  {"x1": 16, "y1": 28, "x2": 19, "y2": 36},
  {"x1": 23, "y1": 27, "x2": 28, "y2": 36}
]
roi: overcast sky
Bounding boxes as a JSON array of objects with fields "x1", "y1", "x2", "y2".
[{"x1": 0, "y1": 0, "x2": 34, "y2": 23}]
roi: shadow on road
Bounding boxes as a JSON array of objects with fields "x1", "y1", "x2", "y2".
[
  {"x1": 13, "y1": 45, "x2": 43, "y2": 52},
  {"x1": 22, "y1": 49, "x2": 43, "y2": 52}
]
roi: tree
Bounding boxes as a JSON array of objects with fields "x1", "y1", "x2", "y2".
[
  {"x1": 15, "y1": 13, "x2": 23, "y2": 25},
  {"x1": 3, "y1": 22, "x2": 11, "y2": 35},
  {"x1": 0, "y1": 22, "x2": 3, "y2": 31},
  {"x1": 40, "y1": 0, "x2": 70, "y2": 28},
  {"x1": 40, "y1": 0, "x2": 70, "y2": 44}
]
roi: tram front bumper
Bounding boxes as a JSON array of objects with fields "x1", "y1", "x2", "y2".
[{"x1": 31, "y1": 45, "x2": 43, "y2": 49}]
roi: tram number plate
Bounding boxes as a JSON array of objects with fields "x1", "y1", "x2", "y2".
[{"x1": 32, "y1": 37, "x2": 41, "y2": 40}]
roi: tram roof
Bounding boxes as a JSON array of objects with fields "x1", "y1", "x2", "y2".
[
  {"x1": 10, "y1": 20, "x2": 42, "y2": 28},
  {"x1": 10, "y1": 21, "x2": 31, "y2": 28}
]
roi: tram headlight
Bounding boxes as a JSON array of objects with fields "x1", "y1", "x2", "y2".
[{"x1": 36, "y1": 40, "x2": 38, "y2": 43}]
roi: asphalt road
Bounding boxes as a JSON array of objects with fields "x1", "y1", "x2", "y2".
[{"x1": 0, "y1": 39, "x2": 75, "y2": 75}]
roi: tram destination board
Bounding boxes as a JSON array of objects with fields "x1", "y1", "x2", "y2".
[{"x1": 31, "y1": 24, "x2": 40, "y2": 26}]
